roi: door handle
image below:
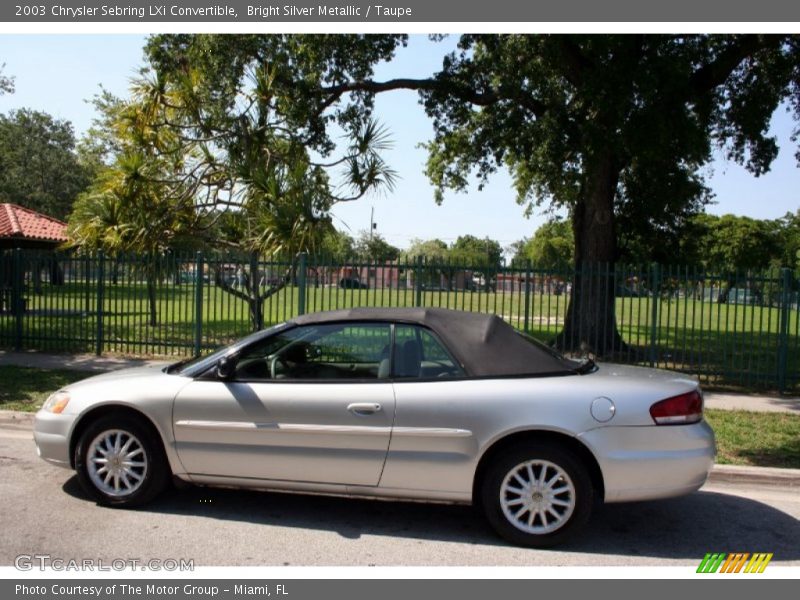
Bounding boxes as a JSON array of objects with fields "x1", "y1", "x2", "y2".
[{"x1": 347, "y1": 403, "x2": 382, "y2": 415}]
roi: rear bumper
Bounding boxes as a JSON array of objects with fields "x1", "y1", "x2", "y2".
[
  {"x1": 579, "y1": 420, "x2": 715, "y2": 503},
  {"x1": 32, "y1": 410, "x2": 73, "y2": 469}
]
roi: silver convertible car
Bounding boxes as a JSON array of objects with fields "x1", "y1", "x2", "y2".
[{"x1": 34, "y1": 308, "x2": 715, "y2": 547}]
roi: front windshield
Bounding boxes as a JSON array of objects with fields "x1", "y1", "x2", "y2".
[{"x1": 168, "y1": 323, "x2": 288, "y2": 376}]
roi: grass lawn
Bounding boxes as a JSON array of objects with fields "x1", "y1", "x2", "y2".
[
  {"x1": 1, "y1": 280, "x2": 798, "y2": 392},
  {"x1": 705, "y1": 409, "x2": 800, "y2": 469},
  {"x1": 0, "y1": 366, "x2": 92, "y2": 411},
  {"x1": 2, "y1": 364, "x2": 798, "y2": 470}
]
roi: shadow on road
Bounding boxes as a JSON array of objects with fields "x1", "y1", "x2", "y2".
[{"x1": 63, "y1": 477, "x2": 800, "y2": 560}]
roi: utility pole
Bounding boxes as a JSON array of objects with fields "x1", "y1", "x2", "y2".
[{"x1": 369, "y1": 206, "x2": 375, "y2": 242}]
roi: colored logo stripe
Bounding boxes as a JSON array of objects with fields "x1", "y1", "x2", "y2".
[
  {"x1": 744, "y1": 553, "x2": 773, "y2": 573},
  {"x1": 697, "y1": 552, "x2": 773, "y2": 573}
]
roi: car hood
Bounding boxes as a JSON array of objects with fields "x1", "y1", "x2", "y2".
[
  {"x1": 62, "y1": 365, "x2": 175, "y2": 391},
  {"x1": 55, "y1": 364, "x2": 192, "y2": 412}
]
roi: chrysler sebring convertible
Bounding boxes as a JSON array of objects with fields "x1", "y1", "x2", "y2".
[{"x1": 34, "y1": 307, "x2": 715, "y2": 547}]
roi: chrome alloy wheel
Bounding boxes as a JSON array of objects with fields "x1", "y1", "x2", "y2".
[
  {"x1": 86, "y1": 429, "x2": 148, "y2": 497},
  {"x1": 499, "y1": 459, "x2": 576, "y2": 535}
]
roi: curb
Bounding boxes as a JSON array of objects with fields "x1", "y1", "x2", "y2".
[
  {"x1": 0, "y1": 410, "x2": 34, "y2": 430},
  {"x1": 708, "y1": 464, "x2": 800, "y2": 488}
]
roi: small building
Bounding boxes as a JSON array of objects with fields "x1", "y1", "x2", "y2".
[
  {"x1": 0, "y1": 203, "x2": 68, "y2": 250},
  {"x1": 1, "y1": 204, "x2": 69, "y2": 307}
]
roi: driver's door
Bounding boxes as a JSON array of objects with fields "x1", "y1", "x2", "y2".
[{"x1": 172, "y1": 322, "x2": 395, "y2": 487}]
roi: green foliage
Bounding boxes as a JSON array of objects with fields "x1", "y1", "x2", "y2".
[
  {"x1": 67, "y1": 152, "x2": 199, "y2": 256},
  {"x1": 416, "y1": 35, "x2": 799, "y2": 264},
  {"x1": 401, "y1": 238, "x2": 449, "y2": 262},
  {"x1": 776, "y1": 210, "x2": 800, "y2": 272},
  {"x1": 0, "y1": 366, "x2": 89, "y2": 411},
  {"x1": 691, "y1": 213, "x2": 781, "y2": 271},
  {"x1": 137, "y1": 34, "x2": 403, "y2": 256},
  {"x1": 353, "y1": 230, "x2": 400, "y2": 261},
  {"x1": 0, "y1": 109, "x2": 93, "y2": 220},
  {"x1": 512, "y1": 220, "x2": 574, "y2": 270},
  {"x1": 706, "y1": 409, "x2": 800, "y2": 469},
  {"x1": 318, "y1": 229, "x2": 356, "y2": 261},
  {"x1": 0, "y1": 63, "x2": 13, "y2": 95},
  {"x1": 449, "y1": 234, "x2": 503, "y2": 269},
  {"x1": 399, "y1": 236, "x2": 503, "y2": 269}
]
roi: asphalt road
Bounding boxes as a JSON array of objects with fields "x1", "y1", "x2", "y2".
[{"x1": 1, "y1": 419, "x2": 798, "y2": 567}]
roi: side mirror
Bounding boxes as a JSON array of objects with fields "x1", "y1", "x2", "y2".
[{"x1": 216, "y1": 355, "x2": 236, "y2": 380}]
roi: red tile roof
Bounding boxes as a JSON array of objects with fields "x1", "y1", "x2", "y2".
[{"x1": 0, "y1": 203, "x2": 68, "y2": 243}]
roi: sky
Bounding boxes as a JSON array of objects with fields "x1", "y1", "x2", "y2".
[{"x1": 1, "y1": 34, "x2": 798, "y2": 253}]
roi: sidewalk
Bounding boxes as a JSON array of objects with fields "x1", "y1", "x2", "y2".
[
  {"x1": 0, "y1": 350, "x2": 169, "y2": 373},
  {"x1": 2, "y1": 350, "x2": 798, "y2": 414}
]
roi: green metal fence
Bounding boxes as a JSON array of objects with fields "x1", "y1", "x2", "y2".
[{"x1": 0, "y1": 248, "x2": 797, "y2": 392}]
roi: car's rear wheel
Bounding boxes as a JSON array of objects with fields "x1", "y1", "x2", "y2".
[
  {"x1": 481, "y1": 443, "x2": 593, "y2": 547},
  {"x1": 74, "y1": 414, "x2": 169, "y2": 507}
]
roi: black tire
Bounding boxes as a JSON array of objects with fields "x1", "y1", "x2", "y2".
[
  {"x1": 481, "y1": 442, "x2": 593, "y2": 547},
  {"x1": 74, "y1": 414, "x2": 170, "y2": 507}
]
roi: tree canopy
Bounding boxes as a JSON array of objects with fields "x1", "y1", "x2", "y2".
[
  {"x1": 401, "y1": 238, "x2": 449, "y2": 262},
  {"x1": 512, "y1": 220, "x2": 574, "y2": 270},
  {"x1": 0, "y1": 109, "x2": 94, "y2": 220},
  {"x1": 0, "y1": 63, "x2": 13, "y2": 95},
  {"x1": 449, "y1": 235, "x2": 503, "y2": 269},
  {"x1": 353, "y1": 230, "x2": 400, "y2": 261},
  {"x1": 407, "y1": 34, "x2": 800, "y2": 351}
]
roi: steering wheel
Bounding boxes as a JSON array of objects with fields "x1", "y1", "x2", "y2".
[{"x1": 268, "y1": 354, "x2": 289, "y2": 379}]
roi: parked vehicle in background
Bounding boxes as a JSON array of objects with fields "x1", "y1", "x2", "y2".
[{"x1": 339, "y1": 277, "x2": 369, "y2": 289}]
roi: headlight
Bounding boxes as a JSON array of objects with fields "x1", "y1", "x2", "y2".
[{"x1": 42, "y1": 391, "x2": 70, "y2": 414}]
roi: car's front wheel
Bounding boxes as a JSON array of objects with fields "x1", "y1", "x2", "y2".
[
  {"x1": 481, "y1": 443, "x2": 593, "y2": 547},
  {"x1": 74, "y1": 415, "x2": 169, "y2": 507}
]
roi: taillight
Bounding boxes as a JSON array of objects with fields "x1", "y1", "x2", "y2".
[{"x1": 650, "y1": 390, "x2": 703, "y2": 425}]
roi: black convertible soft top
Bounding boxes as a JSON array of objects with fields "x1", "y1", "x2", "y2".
[{"x1": 291, "y1": 307, "x2": 577, "y2": 377}]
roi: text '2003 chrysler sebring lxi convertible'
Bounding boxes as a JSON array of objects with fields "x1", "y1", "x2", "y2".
[{"x1": 34, "y1": 307, "x2": 715, "y2": 547}]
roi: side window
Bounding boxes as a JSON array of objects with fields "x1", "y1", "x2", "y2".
[
  {"x1": 233, "y1": 323, "x2": 391, "y2": 381},
  {"x1": 393, "y1": 325, "x2": 465, "y2": 379}
]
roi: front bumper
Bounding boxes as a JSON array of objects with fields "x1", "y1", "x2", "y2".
[
  {"x1": 579, "y1": 419, "x2": 715, "y2": 503},
  {"x1": 33, "y1": 410, "x2": 74, "y2": 469}
]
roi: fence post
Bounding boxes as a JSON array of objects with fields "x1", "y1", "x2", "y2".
[
  {"x1": 193, "y1": 251, "x2": 204, "y2": 357},
  {"x1": 249, "y1": 251, "x2": 263, "y2": 330},
  {"x1": 95, "y1": 251, "x2": 105, "y2": 356},
  {"x1": 12, "y1": 248, "x2": 23, "y2": 351},
  {"x1": 84, "y1": 254, "x2": 92, "y2": 315},
  {"x1": 415, "y1": 256, "x2": 424, "y2": 307},
  {"x1": 777, "y1": 267, "x2": 792, "y2": 394},
  {"x1": 523, "y1": 260, "x2": 532, "y2": 333},
  {"x1": 297, "y1": 252, "x2": 307, "y2": 316},
  {"x1": 649, "y1": 262, "x2": 661, "y2": 367}
]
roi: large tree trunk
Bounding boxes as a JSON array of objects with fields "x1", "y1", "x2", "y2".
[{"x1": 555, "y1": 152, "x2": 627, "y2": 357}]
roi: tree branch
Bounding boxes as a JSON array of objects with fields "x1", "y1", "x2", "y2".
[
  {"x1": 687, "y1": 35, "x2": 777, "y2": 100},
  {"x1": 320, "y1": 77, "x2": 547, "y2": 116},
  {"x1": 555, "y1": 36, "x2": 594, "y2": 86}
]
